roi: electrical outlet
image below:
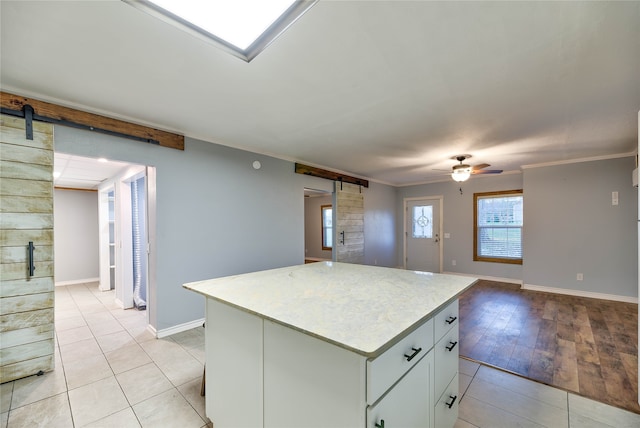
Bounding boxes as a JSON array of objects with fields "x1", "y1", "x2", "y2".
[
  {"x1": 577, "y1": 273, "x2": 583, "y2": 281},
  {"x1": 452, "y1": 260, "x2": 457, "y2": 266},
  {"x1": 612, "y1": 191, "x2": 619, "y2": 206}
]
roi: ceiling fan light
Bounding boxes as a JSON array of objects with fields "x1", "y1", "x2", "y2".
[{"x1": 451, "y1": 169, "x2": 471, "y2": 182}]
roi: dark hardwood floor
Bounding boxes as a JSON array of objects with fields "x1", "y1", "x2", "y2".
[{"x1": 459, "y1": 280, "x2": 640, "y2": 414}]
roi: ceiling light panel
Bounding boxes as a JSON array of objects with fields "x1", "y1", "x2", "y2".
[{"x1": 124, "y1": 0, "x2": 317, "y2": 61}]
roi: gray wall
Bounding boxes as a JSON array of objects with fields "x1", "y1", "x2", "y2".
[
  {"x1": 53, "y1": 188, "x2": 99, "y2": 283},
  {"x1": 397, "y1": 156, "x2": 638, "y2": 300},
  {"x1": 54, "y1": 126, "x2": 397, "y2": 331},
  {"x1": 523, "y1": 157, "x2": 638, "y2": 298},
  {"x1": 397, "y1": 173, "x2": 524, "y2": 280},
  {"x1": 304, "y1": 194, "x2": 332, "y2": 260},
  {"x1": 364, "y1": 181, "x2": 398, "y2": 267}
]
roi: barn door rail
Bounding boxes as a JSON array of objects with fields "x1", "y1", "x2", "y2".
[
  {"x1": 1, "y1": 104, "x2": 160, "y2": 145},
  {"x1": 0, "y1": 91, "x2": 184, "y2": 150}
]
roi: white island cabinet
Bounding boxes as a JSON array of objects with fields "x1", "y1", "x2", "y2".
[{"x1": 184, "y1": 262, "x2": 476, "y2": 428}]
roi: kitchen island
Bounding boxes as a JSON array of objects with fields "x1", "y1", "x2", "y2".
[{"x1": 184, "y1": 262, "x2": 477, "y2": 428}]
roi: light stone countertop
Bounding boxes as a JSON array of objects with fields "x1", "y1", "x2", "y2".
[{"x1": 183, "y1": 262, "x2": 477, "y2": 358}]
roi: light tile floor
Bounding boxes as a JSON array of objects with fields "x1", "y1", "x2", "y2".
[
  {"x1": 1, "y1": 283, "x2": 208, "y2": 428},
  {"x1": 1, "y1": 282, "x2": 639, "y2": 427},
  {"x1": 455, "y1": 359, "x2": 640, "y2": 428}
]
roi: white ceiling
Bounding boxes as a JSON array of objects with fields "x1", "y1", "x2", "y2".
[
  {"x1": 54, "y1": 153, "x2": 133, "y2": 190},
  {"x1": 2, "y1": 1, "x2": 639, "y2": 186}
]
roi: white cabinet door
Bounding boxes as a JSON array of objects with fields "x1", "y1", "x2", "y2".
[
  {"x1": 434, "y1": 374, "x2": 459, "y2": 428},
  {"x1": 367, "y1": 351, "x2": 433, "y2": 428}
]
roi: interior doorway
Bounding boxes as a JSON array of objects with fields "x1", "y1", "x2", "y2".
[
  {"x1": 404, "y1": 196, "x2": 443, "y2": 273},
  {"x1": 54, "y1": 153, "x2": 155, "y2": 319},
  {"x1": 303, "y1": 188, "x2": 334, "y2": 263},
  {"x1": 98, "y1": 163, "x2": 153, "y2": 312}
]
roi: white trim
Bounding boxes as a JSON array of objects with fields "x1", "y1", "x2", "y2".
[
  {"x1": 114, "y1": 297, "x2": 125, "y2": 309},
  {"x1": 442, "y1": 271, "x2": 523, "y2": 286},
  {"x1": 523, "y1": 283, "x2": 638, "y2": 304},
  {"x1": 146, "y1": 323, "x2": 157, "y2": 338},
  {"x1": 521, "y1": 152, "x2": 635, "y2": 170},
  {"x1": 55, "y1": 277, "x2": 100, "y2": 287},
  {"x1": 154, "y1": 318, "x2": 206, "y2": 339},
  {"x1": 304, "y1": 257, "x2": 331, "y2": 262}
]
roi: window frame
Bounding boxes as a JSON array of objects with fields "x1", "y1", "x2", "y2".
[
  {"x1": 473, "y1": 189, "x2": 523, "y2": 265},
  {"x1": 321, "y1": 204, "x2": 332, "y2": 251}
]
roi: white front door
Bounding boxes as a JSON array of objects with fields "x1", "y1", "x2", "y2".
[{"x1": 405, "y1": 197, "x2": 442, "y2": 272}]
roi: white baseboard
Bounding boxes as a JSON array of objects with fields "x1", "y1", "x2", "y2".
[
  {"x1": 442, "y1": 271, "x2": 523, "y2": 286},
  {"x1": 154, "y1": 318, "x2": 206, "y2": 339},
  {"x1": 147, "y1": 324, "x2": 157, "y2": 338},
  {"x1": 55, "y1": 277, "x2": 99, "y2": 287},
  {"x1": 523, "y1": 283, "x2": 638, "y2": 304}
]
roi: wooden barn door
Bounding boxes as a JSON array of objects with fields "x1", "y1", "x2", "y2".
[
  {"x1": 0, "y1": 114, "x2": 55, "y2": 383},
  {"x1": 335, "y1": 182, "x2": 364, "y2": 264}
]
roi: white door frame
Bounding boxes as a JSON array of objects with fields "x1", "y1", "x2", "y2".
[
  {"x1": 403, "y1": 195, "x2": 444, "y2": 273},
  {"x1": 98, "y1": 184, "x2": 115, "y2": 291},
  {"x1": 98, "y1": 164, "x2": 149, "y2": 310}
]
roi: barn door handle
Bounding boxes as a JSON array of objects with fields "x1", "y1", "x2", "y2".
[
  {"x1": 28, "y1": 241, "x2": 36, "y2": 277},
  {"x1": 340, "y1": 231, "x2": 345, "y2": 245}
]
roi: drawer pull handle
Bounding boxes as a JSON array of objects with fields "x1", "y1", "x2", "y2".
[
  {"x1": 445, "y1": 341, "x2": 458, "y2": 352},
  {"x1": 445, "y1": 315, "x2": 457, "y2": 325},
  {"x1": 404, "y1": 347, "x2": 422, "y2": 362},
  {"x1": 375, "y1": 420, "x2": 385, "y2": 428},
  {"x1": 446, "y1": 395, "x2": 458, "y2": 409}
]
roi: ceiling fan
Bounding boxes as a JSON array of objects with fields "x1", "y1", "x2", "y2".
[{"x1": 449, "y1": 155, "x2": 503, "y2": 182}]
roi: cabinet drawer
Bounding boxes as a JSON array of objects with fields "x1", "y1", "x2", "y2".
[
  {"x1": 434, "y1": 300, "x2": 458, "y2": 342},
  {"x1": 367, "y1": 318, "x2": 433, "y2": 405},
  {"x1": 434, "y1": 329, "x2": 459, "y2": 401},
  {"x1": 434, "y1": 374, "x2": 459, "y2": 428},
  {"x1": 367, "y1": 351, "x2": 432, "y2": 428}
]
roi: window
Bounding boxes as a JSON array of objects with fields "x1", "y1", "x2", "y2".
[
  {"x1": 321, "y1": 205, "x2": 332, "y2": 250},
  {"x1": 412, "y1": 205, "x2": 433, "y2": 238},
  {"x1": 124, "y1": 0, "x2": 318, "y2": 62},
  {"x1": 474, "y1": 190, "x2": 523, "y2": 264}
]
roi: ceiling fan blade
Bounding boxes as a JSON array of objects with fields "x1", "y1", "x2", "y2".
[
  {"x1": 472, "y1": 169, "x2": 503, "y2": 175},
  {"x1": 471, "y1": 163, "x2": 491, "y2": 171}
]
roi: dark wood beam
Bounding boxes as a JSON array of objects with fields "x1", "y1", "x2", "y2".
[
  {"x1": 1, "y1": 91, "x2": 184, "y2": 150},
  {"x1": 295, "y1": 163, "x2": 369, "y2": 188}
]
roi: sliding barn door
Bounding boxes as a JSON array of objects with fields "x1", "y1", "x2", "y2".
[
  {"x1": 0, "y1": 115, "x2": 55, "y2": 383},
  {"x1": 335, "y1": 182, "x2": 364, "y2": 264}
]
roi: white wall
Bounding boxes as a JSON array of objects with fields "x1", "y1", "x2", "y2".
[
  {"x1": 523, "y1": 156, "x2": 638, "y2": 299},
  {"x1": 304, "y1": 194, "x2": 332, "y2": 260},
  {"x1": 53, "y1": 188, "x2": 99, "y2": 284}
]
